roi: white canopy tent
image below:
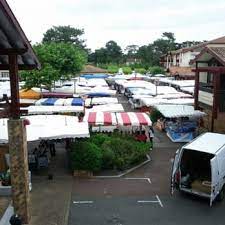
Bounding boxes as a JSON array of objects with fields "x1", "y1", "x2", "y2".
[
  {"x1": 0, "y1": 115, "x2": 89, "y2": 143},
  {"x1": 85, "y1": 103, "x2": 124, "y2": 113},
  {"x1": 27, "y1": 106, "x2": 84, "y2": 114},
  {"x1": 155, "y1": 105, "x2": 206, "y2": 118},
  {"x1": 85, "y1": 97, "x2": 118, "y2": 106}
]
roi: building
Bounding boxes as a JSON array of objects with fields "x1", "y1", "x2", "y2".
[
  {"x1": 191, "y1": 44, "x2": 225, "y2": 133},
  {"x1": 160, "y1": 36, "x2": 225, "y2": 79},
  {"x1": 0, "y1": 70, "x2": 9, "y2": 81}
]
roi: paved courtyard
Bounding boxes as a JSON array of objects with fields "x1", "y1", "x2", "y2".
[{"x1": 68, "y1": 131, "x2": 225, "y2": 225}]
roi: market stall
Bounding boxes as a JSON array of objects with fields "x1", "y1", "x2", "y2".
[
  {"x1": 83, "y1": 112, "x2": 117, "y2": 132},
  {"x1": 154, "y1": 105, "x2": 206, "y2": 142}
]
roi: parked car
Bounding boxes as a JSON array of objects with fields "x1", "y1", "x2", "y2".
[{"x1": 171, "y1": 132, "x2": 225, "y2": 206}]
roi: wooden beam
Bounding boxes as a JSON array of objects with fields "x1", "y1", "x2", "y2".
[
  {"x1": 8, "y1": 54, "x2": 20, "y2": 118},
  {"x1": 0, "y1": 48, "x2": 27, "y2": 55},
  {"x1": 0, "y1": 64, "x2": 37, "y2": 70},
  {"x1": 192, "y1": 67, "x2": 225, "y2": 73},
  {"x1": 194, "y1": 62, "x2": 199, "y2": 110}
]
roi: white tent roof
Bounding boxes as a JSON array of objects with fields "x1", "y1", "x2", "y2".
[
  {"x1": 0, "y1": 115, "x2": 89, "y2": 143},
  {"x1": 180, "y1": 86, "x2": 195, "y2": 95},
  {"x1": 27, "y1": 106, "x2": 84, "y2": 114},
  {"x1": 85, "y1": 97, "x2": 118, "y2": 106},
  {"x1": 155, "y1": 105, "x2": 206, "y2": 118},
  {"x1": 86, "y1": 103, "x2": 124, "y2": 113},
  {"x1": 166, "y1": 98, "x2": 194, "y2": 105}
]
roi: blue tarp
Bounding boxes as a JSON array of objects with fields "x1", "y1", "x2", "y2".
[
  {"x1": 42, "y1": 98, "x2": 58, "y2": 106},
  {"x1": 71, "y1": 98, "x2": 84, "y2": 106},
  {"x1": 80, "y1": 74, "x2": 109, "y2": 79},
  {"x1": 165, "y1": 121, "x2": 197, "y2": 142},
  {"x1": 87, "y1": 93, "x2": 111, "y2": 97}
]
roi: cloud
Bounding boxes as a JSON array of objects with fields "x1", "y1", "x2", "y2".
[{"x1": 6, "y1": 0, "x2": 225, "y2": 50}]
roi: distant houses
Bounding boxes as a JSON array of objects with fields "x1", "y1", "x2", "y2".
[
  {"x1": 160, "y1": 36, "x2": 225, "y2": 80},
  {"x1": 191, "y1": 44, "x2": 225, "y2": 133}
]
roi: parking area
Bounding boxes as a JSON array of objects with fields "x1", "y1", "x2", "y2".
[{"x1": 68, "y1": 132, "x2": 225, "y2": 225}]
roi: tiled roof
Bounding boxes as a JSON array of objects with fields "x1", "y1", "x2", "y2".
[
  {"x1": 169, "y1": 66, "x2": 195, "y2": 76},
  {"x1": 208, "y1": 46, "x2": 225, "y2": 65}
]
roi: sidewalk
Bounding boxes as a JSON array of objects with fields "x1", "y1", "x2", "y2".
[{"x1": 29, "y1": 143, "x2": 73, "y2": 225}]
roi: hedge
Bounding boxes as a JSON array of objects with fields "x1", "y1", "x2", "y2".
[{"x1": 70, "y1": 133, "x2": 151, "y2": 172}]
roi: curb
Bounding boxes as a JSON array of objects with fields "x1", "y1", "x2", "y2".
[{"x1": 94, "y1": 154, "x2": 151, "y2": 179}]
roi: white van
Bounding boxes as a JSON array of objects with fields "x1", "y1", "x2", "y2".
[{"x1": 171, "y1": 132, "x2": 225, "y2": 206}]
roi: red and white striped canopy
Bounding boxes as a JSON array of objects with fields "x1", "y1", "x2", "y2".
[
  {"x1": 116, "y1": 112, "x2": 152, "y2": 126},
  {"x1": 84, "y1": 112, "x2": 117, "y2": 126}
]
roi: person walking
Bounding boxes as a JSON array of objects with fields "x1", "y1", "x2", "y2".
[{"x1": 148, "y1": 126, "x2": 154, "y2": 150}]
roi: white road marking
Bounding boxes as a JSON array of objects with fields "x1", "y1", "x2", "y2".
[
  {"x1": 138, "y1": 200, "x2": 159, "y2": 203},
  {"x1": 125, "y1": 177, "x2": 152, "y2": 184},
  {"x1": 156, "y1": 195, "x2": 164, "y2": 208},
  {"x1": 73, "y1": 201, "x2": 93, "y2": 204},
  {"x1": 138, "y1": 195, "x2": 164, "y2": 208}
]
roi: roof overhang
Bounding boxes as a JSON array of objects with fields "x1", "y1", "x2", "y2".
[{"x1": 0, "y1": 0, "x2": 40, "y2": 70}]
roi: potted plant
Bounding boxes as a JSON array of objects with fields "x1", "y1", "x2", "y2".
[{"x1": 0, "y1": 170, "x2": 11, "y2": 186}]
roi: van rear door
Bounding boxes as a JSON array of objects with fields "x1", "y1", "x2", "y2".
[
  {"x1": 210, "y1": 156, "x2": 220, "y2": 206},
  {"x1": 171, "y1": 149, "x2": 181, "y2": 194}
]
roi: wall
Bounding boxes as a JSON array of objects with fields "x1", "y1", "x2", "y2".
[{"x1": 198, "y1": 90, "x2": 213, "y2": 106}]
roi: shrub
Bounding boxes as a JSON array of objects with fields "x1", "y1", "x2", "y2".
[
  {"x1": 149, "y1": 66, "x2": 165, "y2": 75},
  {"x1": 135, "y1": 68, "x2": 146, "y2": 74},
  {"x1": 70, "y1": 141, "x2": 102, "y2": 172},
  {"x1": 70, "y1": 133, "x2": 150, "y2": 172},
  {"x1": 122, "y1": 66, "x2": 132, "y2": 74},
  {"x1": 107, "y1": 65, "x2": 119, "y2": 74}
]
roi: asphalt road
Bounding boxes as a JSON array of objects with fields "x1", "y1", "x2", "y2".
[
  {"x1": 68, "y1": 95, "x2": 225, "y2": 225},
  {"x1": 68, "y1": 145, "x2": 225, "y2": 225}
]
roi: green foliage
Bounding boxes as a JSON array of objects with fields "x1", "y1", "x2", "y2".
[
  {"x1": 42, "y1": 25, "x2": 86, "y2": 49},
  {"x1": 122, "y1": 66, "x2": 132, "y2": 74},
  {"x1": 135, "y1": 68, "x2": 146, "y2": 74},
  {"x1": 70, "y1": 133, "x2": 150, "y2": 172},
  {"x1": 107, "y1": 65, "x2": 119, "y2": 74},
  {"x1": 20, "y1": 42, "x2": 87, "y2": 90},
  {"x1": 149, "y1": 66, "x2": 165, "y2": 75},
  {"x1": 150, "y1": 109, "x2": 163, "y2": 123},
  {"x1": 70, "y1": 141, "x2": 102, "y2": 172}
]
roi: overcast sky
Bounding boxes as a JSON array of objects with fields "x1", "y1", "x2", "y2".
[{"x1": 7, "y1": 0, "x2": 225, "y2": 51}]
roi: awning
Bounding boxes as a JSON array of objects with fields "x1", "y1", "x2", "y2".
[
  {"x1": 63, "y1": 98, "x2": 84, "y2": 106},
  {"x1": 86, "y1": 104, "x2": 124, "y2": 113},
  {"x1": 35, "y1": 98, "x2": 84, "y2": 106},
  {"x1": 83, "y1": 112, "x2": 117, "y2": 126},
  {"x1": 0, "y1": 115, "x2": 89, "y2": 143},
  {"x1": 85, "y1": 97, "x2": 118, "y2": 106},
  {"x1": 116, "y1": 112, "x2": 152, "y2": 126},
  {"x1": 27, "y1": 106, "x2": 84, "y2": 114},
  {"x1": 20, "y1": 89, "x2": 41, "y2": 100},
  {"x1": 155, "y1": 105, "x2": 206, "y2": 118}
]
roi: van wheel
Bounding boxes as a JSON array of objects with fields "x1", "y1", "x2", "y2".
[{"x1": 217, "y1": 186, "x2": 225, "y2": 202}]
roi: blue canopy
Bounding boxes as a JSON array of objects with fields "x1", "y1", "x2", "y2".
[
  {"x1": 42, "y1": 98, "x2": 58, "y2": 106},
  {"x1": 71, "y1": 98, "x2": 84, "y2": 106},
  {"x1": 87, "y1": 93, "x2": 111, "y2": 98},
  {"x1": 80, "y1": 74, "x2": 109, "y2": 79}
]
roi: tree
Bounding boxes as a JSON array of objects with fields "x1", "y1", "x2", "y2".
[
  {"x1": 20, "y1": 42, "x2": 87, "y2": 90},
  {"x1": 124, "y1": 45, "x2": 139, "y2": 57},
  {"x1": 105, "y1": 41, "x2": 122, "y2": 64},
  {"x1": 42, "y1": 25, "x2": 86, "y2": 49}
]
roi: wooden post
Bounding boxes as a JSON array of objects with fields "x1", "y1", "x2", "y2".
[
  {"x1": 211, "y1": 72, "x2": 220, "y2": 132},
  {"x1": 8, "y1": 54, "x2": 20, "y2": 119},
  {"x1": 8, "y1": 54, "x2": 30, "y2": 223},
  {"x1": 194, "y1": 63, "x2": 199, "y2": 110}
]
